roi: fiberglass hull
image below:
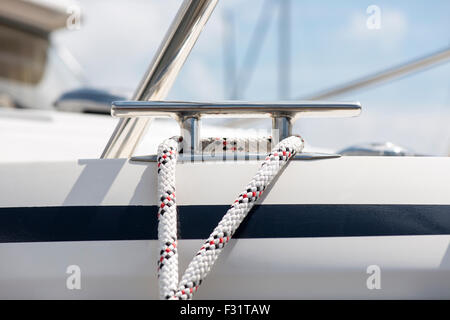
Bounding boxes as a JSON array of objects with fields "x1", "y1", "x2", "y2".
[{"x1": 0, "y1": 156, "x2": 449, "y2": 299}]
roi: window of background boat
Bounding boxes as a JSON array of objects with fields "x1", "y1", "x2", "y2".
[
  {"x1": 0, "y1": 23, "x2": 81, "y2": 110},
  {"x1": 54, "y1": 0, "x2": 450, "y2": 156},
  {"x1": 0, "y1": 24, "x2": 47, "y2": 85}
]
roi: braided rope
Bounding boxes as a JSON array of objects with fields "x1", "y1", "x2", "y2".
[
  {"x1": 201, "y1": 137, "x2": 272, "y2": 154},
  {"x1": 157, "y1": 135, "x2": 304, "y2": 300},
  {"x1": 156, "y1": 137, "x2": 182, "y2": 299}
]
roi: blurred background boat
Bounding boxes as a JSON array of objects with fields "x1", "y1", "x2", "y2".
[{"x1": 0, "y1": 0, "x2": 449, "y2": 161}]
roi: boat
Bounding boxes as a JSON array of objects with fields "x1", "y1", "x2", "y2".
[{"x1": 0, "y1": 0, "x2": 449, "y2": 299}]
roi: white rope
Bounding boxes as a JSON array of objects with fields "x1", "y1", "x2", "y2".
[{"x1": 156, "y1": 135, "x2": 304, "y2": 300}]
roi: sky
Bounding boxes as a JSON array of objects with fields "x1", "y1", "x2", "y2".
[{"x1": 51, "y1": 0, "x2": 450, "y2": 155}]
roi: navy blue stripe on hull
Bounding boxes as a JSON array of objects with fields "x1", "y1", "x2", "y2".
[{"x1": 0, "y1": 205, "x2": 449, "y2": 243}]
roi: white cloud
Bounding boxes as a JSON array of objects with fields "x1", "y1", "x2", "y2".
[{"x1": 52, "y1": 0, "x2": 181, "y2": 90}]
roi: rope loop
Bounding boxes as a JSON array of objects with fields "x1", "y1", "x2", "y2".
[{"x1": 156, "y1": 135, "x2": 304, "y2": 299}]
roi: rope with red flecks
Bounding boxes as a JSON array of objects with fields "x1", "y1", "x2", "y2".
[{"x1": 156, "y1": 135, "x2": 304, "y2": 300}]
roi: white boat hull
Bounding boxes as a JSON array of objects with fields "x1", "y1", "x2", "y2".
[
  {"x1": 0, "y1": 156, "x2": 449, "y2": 299},
  {"x1": 0, "y1": 236, "x2": 449, "y2": 299}
]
